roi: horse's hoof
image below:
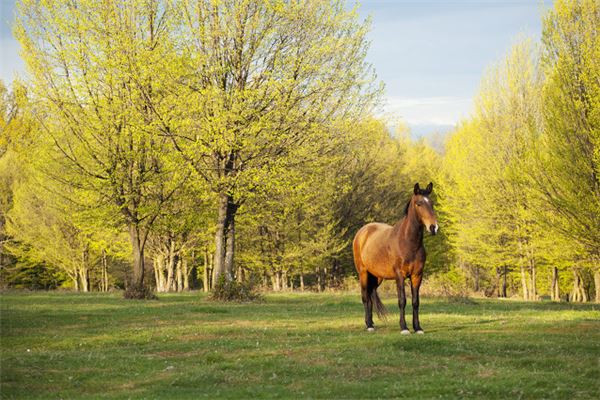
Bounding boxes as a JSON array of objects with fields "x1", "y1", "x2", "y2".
[
  {"x1": 416, "y1": 330, "x2": 425, "y2": 334},
  {"x1": 367, "y1": 327, "x2": 375, "y2": 332},
  {"x1": 401, "y1": 329, "x2": 411, "y2": 335}
]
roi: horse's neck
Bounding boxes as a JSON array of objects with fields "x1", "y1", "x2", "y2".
[{"x1": 394, "y1": 205, "x2": 423, "y2": 248}]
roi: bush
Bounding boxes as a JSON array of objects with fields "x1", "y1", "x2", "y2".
[
  {"x1": 0, "y1": 259, "x2": 67, "y2": 290},
  {"x1": 124, "y1": 284, "x2": 157, "y2": 300},
  {"x1": 211, "y1": 275, "x2": 261, "y2": 302},
  {"x1": 421, "y1": 270, "x2": 469, "y2": 298}
]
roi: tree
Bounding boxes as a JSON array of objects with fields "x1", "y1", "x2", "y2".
[
  {"x1": 538, "y1": 0, "x2": 600, "y2": 301},
  {"x1": 147, "y1": 181, "x2": 213, "y2": 292},
  {"x1": 15, "y1": 0, "x2": 188, "y2": 297},
  {"x1": 439, "y1": 40, "x2": 545, "y2": 299},
  {"x1": 163, "y1": 0, "x2": 381, "y2": 282}
]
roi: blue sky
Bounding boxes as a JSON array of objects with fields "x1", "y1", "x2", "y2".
[
  {"x1": 0, "y1": 0, "x2": 551, "y2": 135},
  {"x1": 358, "y1": 0, "x2": 551, "y2": 135}
]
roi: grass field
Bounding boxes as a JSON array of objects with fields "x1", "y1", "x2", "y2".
[{"x1": 1, "y1": 291, "x2": 599, "y2": 399}]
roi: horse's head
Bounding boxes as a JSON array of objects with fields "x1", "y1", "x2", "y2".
[{"x1": 412, "y1": 182, "x2": 439, "y2": 235}]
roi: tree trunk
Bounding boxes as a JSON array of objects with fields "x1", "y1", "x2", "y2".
[
  {"x1": 275, "y1": 270, "x2": 282, "y2": 291},
  {"x1": 213, "y1": 194, "x2": 229, "y2": 282},
  {"x1": 203, "y1": 248, "x2": 210, "y2": 292},
  {"x1": 502, "y1": 266, "x2": 508, "y2": 298},
  {"x1": 300, "y1": 272, "x2": 305, "y2": 292},
  {"x1": 571, "y1": 268, "x2": 580, "y2": 302},
  {"x1": 153, "y1": 257, "x2": 160, "y2": 291},
  {"x1": 128, "y1": 224, "x2": 146, "y2": 294},
  {"x1": 494, "y1": 267, "x2": 501, "y2": 297},
  {"x1": 159, "y1": 253, "x2": 167, "y2": 292},
  {"x1": 79, "y1": 268, "x2": 89, "y2": 292},
  {"x1": 166, "y1": 240, "x2": 176, "y2": 291},
  {"x1": 316, "y1": 267, "x2": 322, "y2": 292},
  {"x1": 101, "y1": 248, "x2": 109, "y2": 292},
  {"x1": 236, "y1": 265, "x2": 243, "y2": 283},
  {"x1": 571, "y1": 268, "x2": 588, "y2": 302},
  {"x1": 80, "y1": 246, "x2": 90, "y2": 292},
  {"x1": 223, "y1": 197, "x2": 237, "y2": 281},
  {"x1": 176, "y1": 258, "x2": 183, "y2": 292},
  {"x1": 262, "y1": 271, "x2": 268, "y2": 289},
  {"x1": 282, "y1": 269, "x2": 288, "y2": 291},
  {"x1": 551, "y1": 267, "x2": 560, "y2": 301},
  {"x1": 331, "y1": 259, "x2": 339, "y2": 288},
  {"x1": 595, "y1": 269, "x2": 600, "y2": 303},
  {"x1": 520, "y1": 264, "x2": 529, "y2": 300},
  {"x1": 518, "y1": 239, "x2": 529, "y2": 300},
  {"x1": 474, "y1": 266, "x2": 480, "y2": 292},
  {"x1": 72, "y1": 270, "x2": 80, "y2": 292},
  {"x1": 183, "y1": 259, "x2": 189, "y2": 291},
  {"x1": 530, "y1": 258, "x2": 537, "y2": 300}
]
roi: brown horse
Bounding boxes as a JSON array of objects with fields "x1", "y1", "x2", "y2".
[{"x1": 353, "y1": 182, "x2": 438, "y2": 334}]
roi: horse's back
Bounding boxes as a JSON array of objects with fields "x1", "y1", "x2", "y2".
[
  {"x1": 354, "y1": 222, "x2": 392, "y2": 244},
  {"x1": 353, "y1": 222, "x2": 395, "y2": 277}
]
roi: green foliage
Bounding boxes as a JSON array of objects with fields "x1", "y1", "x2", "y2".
[
  {"x1": 11, "y1": 0, "x2": 384, "y2": 290},
  {"x1": 3, "y1": 0, "x2": 598, "y2": 301},
  {"x1": 438, "y1": 0, "x2": 600, "y2": 301},
  {"x1": 0, "y1": 258, "x2": 66, "y2": 290},
  {"x1": 538, "y1": 0, "x2": 600, "y2": 254},
  {"x1": 14, "y1": 0, "x2": 192, "y2": 293},
  {"x1": 438, "y1": 41, "x2": 545, "y2": 298}
]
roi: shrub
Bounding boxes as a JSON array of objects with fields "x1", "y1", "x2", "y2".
[
  {"x1": 422, "y1": 270, "x2": 469, "y2": 298},
  {"x1": 211, "y1": 276, "x2": 261, "y2": 302},
  {"x1": 124, "y1": 284, "x2": 157, "y2": 300}
]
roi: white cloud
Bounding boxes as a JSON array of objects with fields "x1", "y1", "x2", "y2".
[{"x1": 380, "y1": 95, "x2": 473, "y2": 126}]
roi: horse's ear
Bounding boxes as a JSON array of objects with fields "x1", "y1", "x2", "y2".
[
  {"x1": 426, "y1": 182, "x2": 433, "y2": 194},
  {"x1": 414, "y1": 183, "x2": 420, "y2": 194}
]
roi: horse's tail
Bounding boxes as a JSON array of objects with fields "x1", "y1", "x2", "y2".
[{"x1": 371, "y1": 287, "x2": 388, "y2": 321}]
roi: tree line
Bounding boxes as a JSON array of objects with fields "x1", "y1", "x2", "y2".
[
  {"x1": 0, "y1": 0, "x2": 598, "y2": 302},
  {"x1": 439, "y1": 0, "x2": 599, "y2": 302}
]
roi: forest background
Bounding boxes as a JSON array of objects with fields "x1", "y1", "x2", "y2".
[{"x1": 0, "y1": 0, "x2": 598, "y2": 302}]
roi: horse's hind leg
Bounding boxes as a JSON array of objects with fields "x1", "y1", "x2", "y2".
[{"x1": 359, "y1": 271, "x2": 374, "y2": 331}]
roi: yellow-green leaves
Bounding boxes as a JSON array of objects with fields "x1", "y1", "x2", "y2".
[{"x1": 440, "y1": 0, "x2": 599, "y2": 299}]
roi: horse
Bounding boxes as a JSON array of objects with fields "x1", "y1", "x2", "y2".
[{"x1": 353, "y1": 182, "x2": 439, "y2": 334}]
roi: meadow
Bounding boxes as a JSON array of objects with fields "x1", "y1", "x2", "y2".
[{"x1": 1, "y1": 291, "x2": 599, "y2": 399}]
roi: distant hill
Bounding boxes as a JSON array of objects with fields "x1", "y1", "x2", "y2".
[
  {"x1": 409, "y1": 123, "x2": 455, "y2": 138},
  {"x1": 409, "y1": 123, "x2": 454, "y2": 154}
]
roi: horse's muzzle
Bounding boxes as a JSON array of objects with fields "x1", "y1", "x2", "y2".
[{"x1": 429, "y1": 224, "x2": 439, "y2": 235}]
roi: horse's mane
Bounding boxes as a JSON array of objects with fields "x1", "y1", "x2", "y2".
[{"x1": 403, "y1": 199, "x2": 411, "y2": 216}]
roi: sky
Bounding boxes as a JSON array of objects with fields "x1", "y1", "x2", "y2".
[
  {"x1": 357, "y1": 0, "x2": 551, "y2": 136},
  {"x1": 0, "y1": 0, "x2": 551, "y2": 136}
]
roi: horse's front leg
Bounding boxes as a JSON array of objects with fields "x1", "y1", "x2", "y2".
[
  {"x1": 411, "y1": 274, "x2": 424, "y2": 334},
  {"x1": 396, "y1": 275, "x2": 409, "y2": 334}
]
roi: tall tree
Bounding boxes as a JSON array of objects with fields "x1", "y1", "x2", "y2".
[
  {"x1": 15, "y1": 0, "x2": 188, "y2": 297},
  {"x1": 164, "y1": 0, "x2": 381, "y2": 282},
  {"x1": 440, "y1": 40, "x2": 545, "y2": 299},
  {"x1": 538, "y1": 0, "x2": 600, "y2": 301}
]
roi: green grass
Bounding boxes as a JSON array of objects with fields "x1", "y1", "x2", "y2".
[{"x1": 1, "y1": 291, "x2": 599, "y2": 399}]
